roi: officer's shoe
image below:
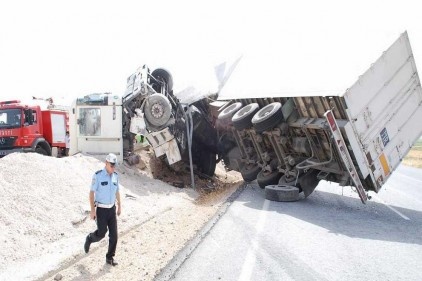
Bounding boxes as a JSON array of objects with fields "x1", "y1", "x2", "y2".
[
  {"x1": 84, "y1": 235, "x2": 91, "y2": 253},
  {"x1": 106, "y1": 258, "x2": 118, "y2": 266}
]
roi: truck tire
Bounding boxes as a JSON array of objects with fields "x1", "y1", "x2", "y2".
[
  {"x1": 197, "y1": 149, "x2": 217, "y2": 177},
  {"x1": 35, "y1": 147, "x2": 48, "y2": 156},
  {"x1": 252, "y1": 102, "x2": 284, "y2": 133},
  {"x1": 257, "y1": 170, "x2": 282, "y2": 189},
  {"x1": 144, "y1": 94, "x2": 172, "y2": 127},
  {"x1": 240, "y1": 164, "x2": 261, "y2": 182},
  {"x1": 151, "y1": 68, "x2": 173, "y2": 93},
  {"x1": 218, "y1": 102, "x2": 242, "y2": 121},
  {"x1": 232, "y1": 103, "x2": 260, "y2": 131},
  {"x1": 265, "y1": 185, "x2": 300, "y2": 202}
]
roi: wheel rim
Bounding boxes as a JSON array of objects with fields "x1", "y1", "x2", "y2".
[
  {"x1": 253, "y1": 103, "x2": 281, "y2": 121},
  {"x1": 218, "y1": 102, "x2": 242, "y2": 120},
  {"x1": 232, "y1": 103, "x2": 259, "y2": 122},
  {"x1": 151, "y1": 102, "x2": 165, "y2": 119}
]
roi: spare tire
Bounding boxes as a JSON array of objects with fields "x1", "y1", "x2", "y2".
[
  {"x1": 218, "y1": 102, "x2": 242, "y2": 121},
  {"x1": 252, "y1": 102, "x2": 284, "y2": 133},
  {"x1": 265, "y1": 185, "x2": 300, "y2": 202},
  {"x1": 144, "y1": 94, "x2": 172, "y2": 127},
  {"x1": 232, "y1": 103, "x2": 260, "y2": 131},
  {"x1": 151, "y1": 68, "x2": 173, "y2": 93}
]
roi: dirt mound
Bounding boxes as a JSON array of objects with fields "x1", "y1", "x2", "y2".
[
  {"x1": 134, "y1": 146, "x2": 242, "y2": 195},
  {"x1": 1, "y1": 150, "x2": 243, "y2": 280}
]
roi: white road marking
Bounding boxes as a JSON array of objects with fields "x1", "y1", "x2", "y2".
[
  {"x1": 395, "y1": 172, "x2": 422, "y2": 184},
  {"x1": 372, "y1": 194, "x2": 410, "y2": 220},
  {"x1": 238, "y1": 199, "x2": 270, "y2": 281}
]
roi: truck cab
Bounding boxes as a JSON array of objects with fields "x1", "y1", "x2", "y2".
[{"x1": 69, "y1": 93, "x2": 124, "y2": 162}]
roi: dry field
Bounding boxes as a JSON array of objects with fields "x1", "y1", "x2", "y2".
[{"x1": 402, "y1": 140, "x2": 422, "y2": 168}]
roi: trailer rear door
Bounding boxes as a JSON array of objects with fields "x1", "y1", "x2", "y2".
[{"x1": 342, "y1": 32, "x2": 422, "y2": 191}]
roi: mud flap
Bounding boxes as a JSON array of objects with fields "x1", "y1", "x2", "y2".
[{"x1": 298, "y1": 169, "x2": 320, "y2": 198}]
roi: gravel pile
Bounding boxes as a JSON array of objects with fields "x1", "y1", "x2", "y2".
[{"x1": 0, "y1": 151, "x2": 242, "y2": 280}]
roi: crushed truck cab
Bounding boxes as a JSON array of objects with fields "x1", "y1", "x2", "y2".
[{"x1": 70, "y1": 66, "x2": 218, "y2": 176}]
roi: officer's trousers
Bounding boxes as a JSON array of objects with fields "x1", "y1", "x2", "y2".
[{"x1": 88, "y1": 205, "x2": 118, "y2": 259}]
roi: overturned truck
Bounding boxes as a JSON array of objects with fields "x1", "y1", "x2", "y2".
[
  {"x1": 71, "y1": 32, "x2": 422, "y2": 203},
  {"x1": 149, "y1": 32, "x2": 421, "y2": 203}
]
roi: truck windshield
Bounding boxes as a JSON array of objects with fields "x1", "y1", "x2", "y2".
[
  {"x1": 0, "y1": 108, "x2": 22, "y2": 129},
  {"x1": 78, "y1": 108, "x2": 101, "y2": 136}
]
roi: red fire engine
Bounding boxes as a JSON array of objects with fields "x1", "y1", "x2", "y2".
[{"x1": 0, "y1": 100, "x2": 68, "y2": 157}]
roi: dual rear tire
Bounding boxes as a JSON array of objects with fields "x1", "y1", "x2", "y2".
[
  {"x1": 232, "y1": 103, "x2": 260, "y2": 131},
  {"x1": 252, "y1": 102, "x2": 284, "y2": 133}
]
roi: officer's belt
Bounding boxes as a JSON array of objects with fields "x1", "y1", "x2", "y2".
[{"x1": 96, "y1": 202, "x2": 114, "y2": 208}]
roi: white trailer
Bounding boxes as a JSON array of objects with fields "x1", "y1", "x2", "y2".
[{"x1": 216, "y1": 31, "x2": 422, "y2": 202}]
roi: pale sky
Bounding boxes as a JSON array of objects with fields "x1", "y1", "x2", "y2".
[{"x1": 1, "y1": 0, "x2": 422, "y2": 105}]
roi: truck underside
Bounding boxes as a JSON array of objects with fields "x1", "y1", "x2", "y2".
[{"x1": 215, "y1": 96, "x2": 374, "y2": 197}]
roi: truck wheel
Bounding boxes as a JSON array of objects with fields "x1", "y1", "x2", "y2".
[
  {"x1": 197, "y1": 149, "x2": 217, "y2": 177},
  {"x1": 232, "y1": 103, "x2": 260, "y2": 131},
  {"x1": 265, "y1": 185, "x2": 300, "y2": 202},
  {"x1": 257, "y1": 170, "x2": 282, "y2": 189},
  {"x1": 151, "y1": 68, "x2": 173, "y2": 93},
  {"x1": 218, "y1": 102, "x2": 242, "y2": 121},
  {"x1": 252, "y1": 102, "x2": 284, "y2": 133},
  {"x1": 240, "y1": 164, "x2": 261, "y2": 182},
  {"x1": 144, "y1": 94, "x2": 172, "y2": 127},
  {"x1": 35, "y1": 147, "x2": 48, "y2": 156}
]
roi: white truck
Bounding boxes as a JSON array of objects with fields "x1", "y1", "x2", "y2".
[{"x1": 70, "y1": 32, "x2": 422, "y2": 203}]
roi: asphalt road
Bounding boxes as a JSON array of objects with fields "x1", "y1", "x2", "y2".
[{"x1": 169, "y1": 165, "x2": 422, "y2": 281}]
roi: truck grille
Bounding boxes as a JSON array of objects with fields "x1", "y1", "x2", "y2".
[{"x1": 0, "y1": 137, "x2": 17, "y2": 149}]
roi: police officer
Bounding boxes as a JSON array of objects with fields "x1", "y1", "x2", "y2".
[{"x1": 84, "y1": 153, "x2": 121, "y2": 266}]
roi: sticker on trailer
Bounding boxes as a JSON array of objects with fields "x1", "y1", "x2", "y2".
[
  {"x1": 379, "y1": 153, "x2": 391, "y2": 177},
  {"x1": 380, "y1": 128, "x2": 390, "y2": 147},
  {"x1": 324, "y1": 110, "x2": 368, "y2": 203}
]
